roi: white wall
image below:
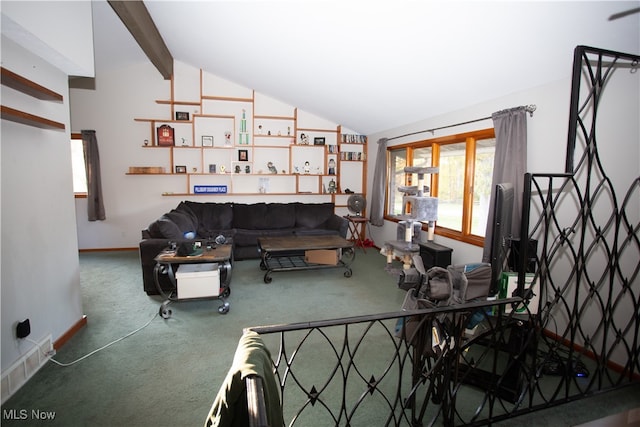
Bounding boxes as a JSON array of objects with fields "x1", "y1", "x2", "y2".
[
  {"x1": 366, "y1": 50, "x2": 639, "y2": 367},
  {"x1": 1, "y1": 0, "x2": 94, "y2": 387},
  {"x1": 71, "y1": 60, "x2": 173, "y2": 249},
  {"x1": 0, "y1": 38, "x2": 83, "y2": 373},
  {"x1": 70, "y1": 61, "x2": 351, "y2": 249},
  {"x1": 366, "y1": 76, "x2": 574, "y2": 264},
  {"x1": 1, "y1": 1, "x2": 94, "y2": 77},
  {"x1": 366, "y1": 63, "x2": 638, "y2": 264}
]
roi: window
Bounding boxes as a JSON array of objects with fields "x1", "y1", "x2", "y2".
[
  {"x1": 70, "y1": 133, "x2": 87, "y2": 197},
  {"x1": 385, "y1": 128, "x2": 495, "y2": 246}
]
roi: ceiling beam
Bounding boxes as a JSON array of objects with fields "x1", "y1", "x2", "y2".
[{"x1": 108, "y1": 0, "x2": 173, "y2": 80}]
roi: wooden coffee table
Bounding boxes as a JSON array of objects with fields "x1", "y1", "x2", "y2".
[{"x1": 257, "y1": 235, "x2": 355, "y2": 283}]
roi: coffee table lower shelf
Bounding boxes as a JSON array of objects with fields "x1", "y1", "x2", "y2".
[
  {"x1": 258, "y1": 235, "x2": 356, "y2": 283},
  {"x1": 260, "y1": 253, "x2": 354, "y2": 283}
]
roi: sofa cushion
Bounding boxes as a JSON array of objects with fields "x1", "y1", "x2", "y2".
[
  {"x1": 295, "y1": 203, "x2": 335, "y2": 229},
  {"x1": 148, "y1": 209, "x2": 197, "y2": 239},
  {"x1": 233, "y1": 203, "x2": 269, "y2": 229},
  {"x1": 233, "y1": 228, "x2": 296, "y2": 247},
  {"x1": 175, "y1": 201, "x2": 199, "y2": 222},
  {"x1": 264, "y1": 203, "x2": 296, "y2": 229},
  {"x1": 148, "y1": 218, "x2": 181, "y2": 239},
  {"x1": 193, "y1": 202, "x2": 234, "y2": 237}
]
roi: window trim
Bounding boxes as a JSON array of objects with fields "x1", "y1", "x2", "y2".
[
  {"x1": 71, "y1": 132, "x2": 88, "y2": 198},
  {"x1": 384, "y1": 128, "x2": 495, "y2": 247}
]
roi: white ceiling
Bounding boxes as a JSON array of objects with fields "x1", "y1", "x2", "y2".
[{"x1": 92, "y1": 1, "x2": 640, "y2": 135}]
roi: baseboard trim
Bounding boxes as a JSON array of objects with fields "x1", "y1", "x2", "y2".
[
  {"x1": 54, "y1": 315, "x2": 88, "y2": 350},
  {"x1": 1, "y1": 335, "x2": 53, "y2": 405},
  {"x1": 79, "y1": 247, "x2": 137, "y2": 253}
]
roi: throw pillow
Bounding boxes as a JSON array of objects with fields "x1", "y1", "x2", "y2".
[{"x1": 295, "y1": 203, "x2": 334, "y2": 228}]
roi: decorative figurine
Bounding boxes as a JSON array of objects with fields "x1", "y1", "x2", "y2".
[
  {"x1": 239, "y1": 110, "x2": 249, "y2": 144},
  {"x1": 245, "y1": 165, "x2": 251, "y2": 173},
  {"x1": 328, "y1": 158, "x2": 336, "y2": 175},
  {"x1": 258, "y1": 125, "x2": 263, "y2": 135},
  {"x1": 304, "y1": 161, "x2": 310, "y2": 174},
  {"x1": 328, "y1": 179, "x2": 337, "y2": 194},
  {"x1": 235, "y1": 165, "x2": 241, "y2": 173},
  {"x1": 299, "y1": 133, "x2": 309, "y2": 145},
  {"x1": 267, "y1": 162, "x2": 278, "y2": 174},
  {"x1": 224, "y1": 132, "x2": 232, "y2": 146}
]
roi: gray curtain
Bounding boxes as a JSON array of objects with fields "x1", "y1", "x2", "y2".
[
  {"x1": 82, "y1": 130, "x2": 106, "y2": 221},
  {"x1": 482, "y1": 107, "x2": 527, "y2": 262},
  {"x1": 369, "y1": 137, "x2": 388, "y2": 226}
]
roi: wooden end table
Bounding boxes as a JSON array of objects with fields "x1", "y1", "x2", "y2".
[{"x1": 153, "y1": 243, "x2": 233, "y2": 318}]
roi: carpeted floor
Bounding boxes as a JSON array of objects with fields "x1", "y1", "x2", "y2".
[{"x1": 1, "y1": 249, "x2": 638, "y2": 426}]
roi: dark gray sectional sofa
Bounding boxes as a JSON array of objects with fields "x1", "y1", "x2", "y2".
[{"x1": 139, "y1": 201, "x2": 348, "y2": 294}]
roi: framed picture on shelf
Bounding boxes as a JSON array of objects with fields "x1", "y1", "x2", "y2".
[
  {"x1": 175, "y1": 165, "x2": 187, "y2": 174},
  {"x1": 314, "y1": 137, "x2": 326, "y2": 146},
  {"x1": 202, "y1": 135, "x2": 214, "y2": 147},
  {"x1": 209, "y1": 164, "x2": 216, "y2": 173},
  {"x1": 175, "y1": 111, "x2": 190, "y2": 121},
  {"x1": 157, "y1": 125, "x2": 175, "y2": 146},
  {"x1": 238, "y1": 149, "x2": 248, "y2": 161}
]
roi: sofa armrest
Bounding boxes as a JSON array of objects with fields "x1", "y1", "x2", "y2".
[
  {"x1": 325, "y1": 215, "x2": 349, "y2": 238},
  {"x1": 139, "y1": 238, "x2": 175, "y2": 295}
]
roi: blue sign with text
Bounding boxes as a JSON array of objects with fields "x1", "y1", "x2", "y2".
[{"x1": 194, "y1": 185, "x2": 227, "y2": 194}]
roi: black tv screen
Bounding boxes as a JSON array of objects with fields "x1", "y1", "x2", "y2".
[{"x1": 490, "y1": 183, "x2": 514, "y2": 296}]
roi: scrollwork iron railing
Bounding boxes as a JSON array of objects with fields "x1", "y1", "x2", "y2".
[
  {"x1": 250, "y1": 298, "x2": 540, "y2": 426},
  {"x1": 247, "y1": 46, "x2": 638, "y2": 426}
]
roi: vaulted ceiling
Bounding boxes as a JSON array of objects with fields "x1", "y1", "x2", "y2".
[{"x1": 93, "y1": 0, "x2": 639, "y2": 135}]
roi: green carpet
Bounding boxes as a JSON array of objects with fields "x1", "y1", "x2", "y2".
[
  {"x1": 1, "y1": 249, "x2": 406, "y2": 426},
  {"x1": 1, "y1": 250, "x2": 638, "y2": 426}
]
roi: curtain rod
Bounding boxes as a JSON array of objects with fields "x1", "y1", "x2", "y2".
[{"x1": 386, "y1": 104, "x2": 536, "y2": 141}]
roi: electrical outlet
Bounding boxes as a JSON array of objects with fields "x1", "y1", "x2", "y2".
[{"x1": 16, "y1": 319, "x2": 31, "y2": 339}]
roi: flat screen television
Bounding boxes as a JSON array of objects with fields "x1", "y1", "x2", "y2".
[{"x1": 489, "y1": 183, "x2": 514, "y2": 296}]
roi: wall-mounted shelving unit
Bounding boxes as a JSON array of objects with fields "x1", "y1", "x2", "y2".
[
  {"x1": 127, "y1": 69, "x2": 367, "y2": 201},
  {"x1": 0, "y1": 67, "x2": 65, "y2": 131}
]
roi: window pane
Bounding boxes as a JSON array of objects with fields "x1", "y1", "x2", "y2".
[
  {"x1": 436, "y1": 142, "x2": 466, "y2": 231},
  {"x1": 71, "y1": 138, "x2": 88, "y2": 193},
  {"x1": 388, "y1": 149, "x2": 407, "y2": 216},
  {"x1": 471, "y1": 138, "x2": 496, "y2": 236},
  {"x1": 413, "y1": 147, "x2": 433, "y2": 195}
]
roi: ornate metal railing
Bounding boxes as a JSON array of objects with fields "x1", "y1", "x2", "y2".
[
  {"x1": 513, "y1": 44, "x2": 640, "y2": 414},
  {"x1": 250, "y1": 297, "x2": 543, "y2": 426},
  {"x1": 246, "y1": 46, "x2": 638, "y2": 426}
]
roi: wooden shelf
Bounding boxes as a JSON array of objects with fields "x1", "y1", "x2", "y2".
[
  {"x1": 1, "y1": 105, "x2": 65, "y2": 130},
  {"x1": 1, "y1": 67, "x2": 63, "y2": 102},
  {"x1": 155, "y1": 99, "x2": 200, "y2": 106},
  {"x1": 161, "y1": 192, "x2": 325, "y2": 197},
  {"x1": 129, "y1": 73, "x2": 366, "y2": 198},
  {"x1": 254, "y1": 114, "x2": 296, "y2": 120},
  {"x1": 298, "y1": 127, "x2": 338, "y2": 133},
  {"x1": 201, "y1": 95, "x2": 253, "y2": 103}
]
